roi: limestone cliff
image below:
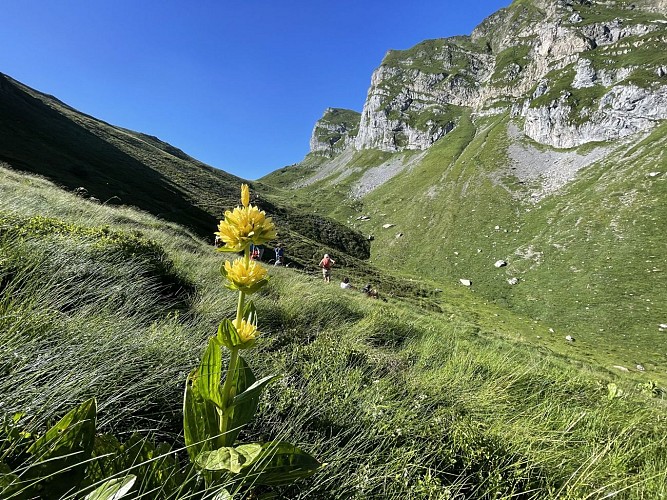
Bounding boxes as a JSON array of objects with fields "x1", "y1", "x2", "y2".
[{"x1": 312, "y1": 0, "x2": 667, "y2": 155}]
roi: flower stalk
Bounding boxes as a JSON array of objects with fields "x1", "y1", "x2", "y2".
[{"x1": 183, "y1": 183, "x2": 320, "y2": 489}]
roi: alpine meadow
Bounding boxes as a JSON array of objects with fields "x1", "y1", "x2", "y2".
[{"x1": 1, "y1": 0, "x2": 667, "y2": 498}]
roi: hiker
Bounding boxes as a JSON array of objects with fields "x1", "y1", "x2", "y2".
[
  {"x1": 250, "y1": 244, "x2": 260, "y2": 260},
  {"x1": 274, "y1": 244, "x2": 284, "y2": 266},
  {"x1": 340, "y1": 277, "x2": 353, "y2": 290},
  {"x1": 318, "y1": 253, "x2": 335, "y2": 283},
  {"x1": 362, "y1": 283, "x2": 379, "y2": 299}
]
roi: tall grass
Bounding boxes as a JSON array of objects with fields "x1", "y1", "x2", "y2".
[{"x1": 1, "y1": 166, "x2": 666, "y2": 498}]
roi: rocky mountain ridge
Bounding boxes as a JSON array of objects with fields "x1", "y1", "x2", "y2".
[{"x1": 308, "y1": 0, "x2": 667, "y2": 155}]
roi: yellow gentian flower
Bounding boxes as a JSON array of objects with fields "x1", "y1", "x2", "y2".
[
  {"x1": 214, "y1": 183, "x2": 277, "y2": 252},
  {"x1": 232, "y1": 318, "x2": 258, "y2": 347},
  {"x1": 215, "y1": 205, "x2": 277, "y2": 253},
  {"x1": 223, "y1": 258, "x2": 268, "y2": 293}
]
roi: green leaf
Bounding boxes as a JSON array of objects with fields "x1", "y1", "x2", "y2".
[
  {"x1": 225, "y1": 356, "x2": 257, "y2": 444},
  {"x1": 27, "y1": 398, "x2": 96, "y2": 456},
  {"x1": 0, "y1": 462, "x2": 21, "y2": 497},
  {"x1": 231, "y1": 374, "x2": 280, "y2": 409},
  {"x1": 25, "y1": 398, "x2": 97, "y2": 498},
  {"x1": 87, "y1": 434, "x2": 123, "y2": 483},
  {"x1": 217, "y1": 319, "x2": 243, "y2": 350},
  {"x1": 90, "y1": 434, "x2": 184, "y2": 495},
  {"x1": 240, "y1": 442, "x2": 321, "y2": 486},
  {"x1": 243, "y1": 301, "x2": 257, "y2": 325},
  {"x1": 239, "y1": 277, "x2": 269, "y2": 295},
  {"x1": 84, "y1": 475, "x2": 136, "y2": 500},
  {"x1": 199, "y1": 337, "x2": 224, "y2": 408},
  {"x1": 196, "y1": 443, "x2": 263, "y2": 473},
  {"x1": 183, "y1": 369, "x2": 225, "y2": 462},
  {"x1": 218, "y1": 318, "x2": 254, "y2": 350}
]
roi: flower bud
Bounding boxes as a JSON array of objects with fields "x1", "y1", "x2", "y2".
[{"x1": 241, "y1": 183, "x2": 250, "y2": 208}]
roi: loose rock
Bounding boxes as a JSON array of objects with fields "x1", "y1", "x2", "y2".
[
  {"x1": 459, "y1": 279, "x2": 472, "y2": 286},
  {"x1": 565, "y1": 335, "x2": 575, "y2": 342},
  {"x1": 507, "y1": 277, "x2": 519, "y2": 285},
  {"x1": 382, "y1": 223, "x2": 395, "y2": 229},
  {"x1": 636, "y1": 364, "x2": 645, "y2": 371},
  {"x1": 494, "y1": 260, "x2": 507, "y2": 268}
]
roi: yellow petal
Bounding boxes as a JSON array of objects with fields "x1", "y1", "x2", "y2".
[{"x1": 232, "y1": 318, "x2": 258, "y2": 343}]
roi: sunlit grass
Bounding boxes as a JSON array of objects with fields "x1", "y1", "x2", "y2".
[{"x1": 1, "y1": 165, "x2": 666, "y2": 498}]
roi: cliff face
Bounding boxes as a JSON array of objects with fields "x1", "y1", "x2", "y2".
[
  {"x1": 309, "y1": 108, "x2": 361, "y2": 157},
  {"x1": 353, "y1": 39, "x2": 492, "y2": 151},
  {"x1": 314, "y1": 0, "x2": 667, "y2": 154}
]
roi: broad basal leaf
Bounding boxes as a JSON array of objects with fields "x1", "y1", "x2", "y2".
[
  {"x1": 196, "y1": 443, "x2": 263, "y2": 473},
  {"x1": 25, "y1": 398, "x2": 97, "y2": 498},
  {"x1": 241, "y1": 441, "x2": 321, "y2": 486}
]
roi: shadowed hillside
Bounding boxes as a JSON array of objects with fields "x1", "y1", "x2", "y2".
[{"x1": 0, "y1": 72, "x2": 370, "y2": 266}]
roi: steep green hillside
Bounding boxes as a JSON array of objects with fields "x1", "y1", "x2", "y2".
[
  {"x1": 262, "y1": 113, "x2": 667, "y2": 379},
  {"x1": 0, "y1": 72, "x2": 370, "y2": 268}
]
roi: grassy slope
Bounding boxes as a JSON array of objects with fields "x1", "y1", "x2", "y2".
[
  {"x1": 261, "y1": 113, "x2": 667, "y2": 387},
  {"x1": 1, "y1": 165, "x2": 666, "y2": 498}
]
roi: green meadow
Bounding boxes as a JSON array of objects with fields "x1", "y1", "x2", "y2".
[
  {"x1": 1, "y1": 165, "x2": 665, "y2": 498},
  {"x1": 261, "y1": 115, "x2": 667, "y2": 388}
]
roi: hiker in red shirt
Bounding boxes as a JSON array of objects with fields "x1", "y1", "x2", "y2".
[{"x1": 318, "y1": 253, "x2": 335, "y2": 283}]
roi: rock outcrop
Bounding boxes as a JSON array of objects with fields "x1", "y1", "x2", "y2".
[
  {"x1": 354, "y1": 39, "x2": 492, "y2": 151},
  {"x1": 309, "y1": 108, "x2": 360, "y2": 157},
  {"x1": 311, "y1": 0, "x2": 667, "y2": 155},
  {"x1": 523, "y1": 84, "x2": 667, "y2": 148}
]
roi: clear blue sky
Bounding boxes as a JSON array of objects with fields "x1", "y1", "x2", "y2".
[{"x1": 2, "y1": 1, "x2": 510, "y2": 180}]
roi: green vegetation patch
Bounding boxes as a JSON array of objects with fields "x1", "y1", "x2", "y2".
[
  {"x1": 571, "y1": 0, "x2": 664, "y2": 26},
  {"x1": 0, "y1": 213, "x2": 167, "y2": 262},
  {"x1": 382, "y1": 39, "x2": 478, "y2": 74},
  {"x1": 0, "y1": 212, "x2": 192, "y2": 317},
  {"x1": 490, "y1": 43, "x2": 532, "y2": 86}
]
